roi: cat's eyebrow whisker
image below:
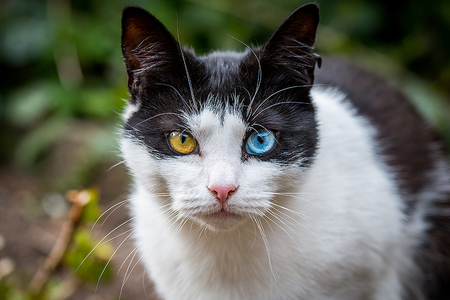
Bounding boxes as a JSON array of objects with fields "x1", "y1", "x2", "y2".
[
  {"x1": 230, "y1": 93, "x2": 245, "y2": 116},
  {"x1": 154, "y1": 83, "x2": 189, "y2": 107},
  {"x1": 176, "y1": 23, "x2": 198, "y2": 113},
  {"x1": 248, "y1": 123, "x2": 284, "y2": 149},
  {"x1": 228, "y1": 35, "x2": 262, "y2": 118},
  {"x1": 249, "y1": 123, "x2": 270, "y2": 134},
  {"x1": 251, "y1": 85, "x2": 306, "y2": 118},
  {"x1": 238, "y1": 85, "x2": 253, "y2": 106},
  {"x1": 252, "y1": 101, "x2": 311, "y2": 120},
  {"x1": 249, "y1": 49, "x2": 262, "y2": 118},
  {"x1": 133, "y1": 112, "x2": 181, "y2": 128}
]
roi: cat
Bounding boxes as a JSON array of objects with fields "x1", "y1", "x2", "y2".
[{"x1": 119, "y1": 3, "x2": 450, "y2": 300}]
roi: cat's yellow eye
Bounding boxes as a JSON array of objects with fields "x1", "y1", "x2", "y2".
[{"x1": 168, "y1": 131, "x2": 197, "y2": 154}]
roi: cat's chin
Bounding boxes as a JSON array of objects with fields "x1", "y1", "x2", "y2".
[{"x1": 193, "y1": 211, "x2": 246, "y2": 231}]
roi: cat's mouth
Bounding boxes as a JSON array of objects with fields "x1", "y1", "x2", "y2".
[{"x1": 192, "y1": 210, "x2": 244, "y2": 230}]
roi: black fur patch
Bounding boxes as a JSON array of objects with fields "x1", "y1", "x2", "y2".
[{"x1": 121, "y1": 5, "x2": 320, "y2": 167}]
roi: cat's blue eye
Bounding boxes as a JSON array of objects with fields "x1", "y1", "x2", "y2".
[{"x1": 245, "y1": 130, "x2": 277, "y2": 155}]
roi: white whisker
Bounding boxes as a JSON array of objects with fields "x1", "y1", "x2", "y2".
[
  {"x1": 271, "y1": 207, "x2": 324, "y2": 245},
  {"x1": 90, "y1": 199, "x2": 129, "y2": 235},
  {"x1": 107, "y1": 160, "x2": 126, "y2": 172},
  {"x1": 120, "y1": 247, "x2": 142, "y2": 299},
  {"x1": 252, "y1": 101, "x2": 311, "y2": 120},
  {"x1": 134, "y1": 112, "x2": 181, "y2": 128},
  {"x1": 266, "y1": 210, "x2": 302, "y2": 252},
  {"x1": 177, "y1": 22, "x2": 197, "y2": 112},
  {"x1": 155, "y1": 83, "x2": 188, "y2": 107},
  {"x1": 227, "y1": 35, "x2": 262, "y2": 118},
  {"x1": 252, "y1": 215, "x2": 276, "y2": 281},
  {"x1": 251, "y1": 85, "x2": 306, "y2": 118}
]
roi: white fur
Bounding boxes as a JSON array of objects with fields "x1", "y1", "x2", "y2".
[
  {"x1": 122, "y1": 102, "x2": 139, "y2": 120},
  {"x1": 121, "y1": 87, "x2": 417, "y2": 300}
]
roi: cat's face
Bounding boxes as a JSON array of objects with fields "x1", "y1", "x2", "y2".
[{"x1": 121, "y1": 4, "x2": 320, "y2": 231}]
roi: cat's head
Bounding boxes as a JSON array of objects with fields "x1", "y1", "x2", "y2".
[{"x1": 120, "y1": 4, "x2": 320, "y2": 231}]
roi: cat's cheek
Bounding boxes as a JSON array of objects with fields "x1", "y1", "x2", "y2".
[
  {"x1": 120, "y1": 138, "x2": 161, "y2": 189},
  {"x1": 156, "y1": 157, "x2": 214, "y2": 208},
  {"x1": 228, "y1": 160, "x2": 287, "y2": 211}
]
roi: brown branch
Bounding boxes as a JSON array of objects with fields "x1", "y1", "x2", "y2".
[{"x1": 28, "y1": 189, "x2": 91, "y2": 297}]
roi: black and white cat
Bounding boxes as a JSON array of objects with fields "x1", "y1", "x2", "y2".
[{"x1": 119, "y1": 3, "x2": 450, "y2": 300}]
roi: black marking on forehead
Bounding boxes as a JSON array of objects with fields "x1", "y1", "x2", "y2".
[
  {"x1": 123, "y1": 48, "x2": 318, "y2": 167},
  {"x1": 199, "y1": 51, "x2": 245, "y2": 95},
  {"x1": 121, "y1": 4, "x2": 319, "y2": 163}
]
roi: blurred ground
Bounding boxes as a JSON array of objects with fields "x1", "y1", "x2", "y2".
[{"x1": 0, "y1": 125, "x2": 156, "y2": 300}]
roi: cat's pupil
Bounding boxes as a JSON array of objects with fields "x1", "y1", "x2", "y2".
[
  {"x1": 257, "y1": 135, "x2": 265, "y2": 144},
  {"x1": 181, "y1": 135, "x2": 187, "y2": 144}
]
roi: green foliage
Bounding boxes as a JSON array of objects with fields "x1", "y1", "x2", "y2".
[
  {"x1": 1, "y1": 0, "x2": 449, "y2": 173},
  {"x1": 79, "y1": 187, "x2": 101, "y2": 222},
  {"x1": 64, "y1": 229, "x2": 114, "y2": 283},
  {"x1": 0, "y1": 281, "x2": 12, "y2": 300}
]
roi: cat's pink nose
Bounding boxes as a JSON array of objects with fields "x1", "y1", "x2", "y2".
[{"x1": 209, "y1": 185, "x2": 237, "y2": 204}]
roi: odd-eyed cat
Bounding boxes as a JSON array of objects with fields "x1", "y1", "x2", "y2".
[{"x1": 120, "y1": 3, "x2": 450, "y2": 300}]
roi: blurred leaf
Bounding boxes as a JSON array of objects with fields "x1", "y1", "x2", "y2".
[
  {"x1": 78, "y1": 86, "x2": 126, "y2": 119},
  {"x1": 402, "y1": 79, "x2": 450, "y2": 143},
  {"x1": 0, "y1": 281, "x2": 11, "y2": 300},
  {"x1": 80, "y1": 187, "x2": 101, "y2": 222},
  {"x1": 15, "y1": 116, "x2": 71, "y2": 169},
  {"x1": 6, "y1": 83, "x2": 56, "y2": 127},
  {"x1": 0, "y1": 282, "x2": 30, "y2": 300},
  {"x1": 0, "y1": 18, "x2": 50, "y2": 66},
  {"x1": 43, "y1": 278, "x2": 77, "y2": 300}
]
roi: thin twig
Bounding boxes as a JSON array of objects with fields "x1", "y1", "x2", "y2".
[{"x1": 28, "y1": 189, "x2": 91, "y2": 297}]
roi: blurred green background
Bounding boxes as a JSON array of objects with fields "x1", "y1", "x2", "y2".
[
  {"x1": 1, "y1": 0, "x2": 450, "y2": 177},
  {"x1": 0, "y1": 0, "x2": 449, "y2": 299}
]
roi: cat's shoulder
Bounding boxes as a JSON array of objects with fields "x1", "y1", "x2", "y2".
[
  {"x1": 315, "y1": 57, "x2": 450, "y2": 299},
  {"x1": 314, "y1": 57, "x2": 446, "y2": 200}
]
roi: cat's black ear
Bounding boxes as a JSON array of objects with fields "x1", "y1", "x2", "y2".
[
  {"x1": 121, "y1": 6, "x2": 180, "y2": 90},
  {"x1": 261, "y1": 3, "x2": 320, "y2": 85}
]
